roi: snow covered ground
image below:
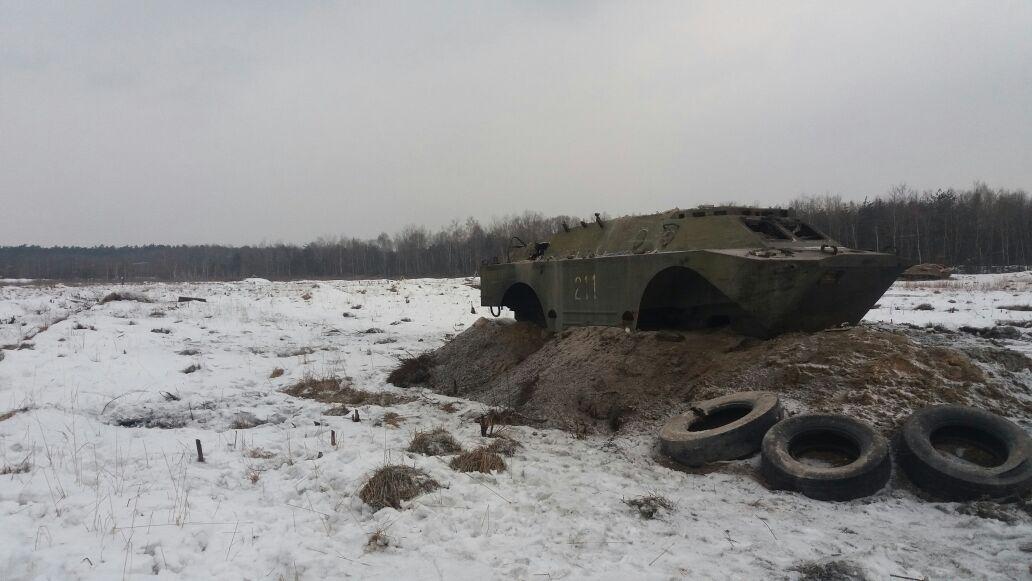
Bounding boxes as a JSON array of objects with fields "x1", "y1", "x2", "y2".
[
  {"x1": 866, "y1": 272, "x2": 1032, "y2": 330},
  {"x1": 0, "y1": 276, "x2": 1028, "y2": 580}
]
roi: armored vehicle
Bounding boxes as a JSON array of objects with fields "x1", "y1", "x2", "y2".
[{"x1": 479, "y1": 207, "x2": 908, "y2": 337}]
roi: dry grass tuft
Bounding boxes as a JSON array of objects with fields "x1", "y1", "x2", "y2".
[
  {"x1": 449, "y1": 446, "x2": 506, "y2": 473},
  {"x1": 358, "y1": 465, "x2": 440, "y2": 510},
  {"x1": 998, "y1": 304, "x2": 1032, "y2": 311},
  {"x1": 283, "y1": 376, "x2": 414, "y2": 407},
  {"x1": 246, "y1": 465, "x2": 265, "y2": 484},
  {"x1": 376, "y1": 411, "x2": 403, "y2": 428},
  {"x1": 270, "y1": 367, "x2": 285, "y2": 378},
  {"x1": 0, "y1": 407, "x2": 30, "y2": 422},
  {"x1": 439, "y1": 402, "x2": 459, "y2": 413},
  {"x1": 408, "y1": 428, "x2": 462, "y2": 456},
  {"x1": 99, "y1": 291, "x2": 152, "y2": 304},
  {"x1": 485, "y1": 436, "x2": 523, "y2": 457},
  {"x1": 0, "y1": 460, "x2": 31, "y2": 475},
  {"x1": 245, "y1": 447, "x2": 276, "y2": 459},
  {"x1": 624, "y1": 493, "x2": 673, "y2": 519},
  {"x1": 366, "y1": 527, "x2": 392, "y2": 550},
  {"x1": 387, "y1": 353, "x2": 435, "y2": 387}
]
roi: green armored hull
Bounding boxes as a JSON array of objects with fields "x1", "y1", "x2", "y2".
[{"x1": 479, "y1": 207, "x2": 907, "y2": 337}]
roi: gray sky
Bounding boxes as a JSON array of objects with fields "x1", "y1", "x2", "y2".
[{"x1": 2, "y1": 1, "x2": 1031, "y2": 246}]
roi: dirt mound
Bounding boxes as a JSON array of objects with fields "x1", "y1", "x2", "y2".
[{"x1": 404, "y1": 319, "x2": 1032, "y2": 435}]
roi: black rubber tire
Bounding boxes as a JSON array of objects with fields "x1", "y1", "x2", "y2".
[
  {"x1": 659, "y1": 391, "x2": 782, "y2": 466},
  {"x1": 760, "y1": 413, "x2": 890, "y2": 501},
  {"x1": 895, "y1": 405, "x2": 1032, "y2": 501}
]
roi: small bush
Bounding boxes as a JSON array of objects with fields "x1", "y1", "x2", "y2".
[
  {"x1": 408, "y1": 428, "x2": 462, "y2": 456},
  {"x1": 270, "y1": 367, "x2": 285, "y2": 378},
  {"x1": 182, "y1": 364, "x2": 201, "y2": 374},
  {"x1": 450, "y1": 446, "x2": 506, "y2": 473},
  {"x1": 914, "y1": 303, "x2": 935, "y2": 311},
  {"x1": 387, "y1": 353, "x2": 435, "y2": 388},
  {"x1": 359, "y1": 465, "x2": 440, "y2": 510}
]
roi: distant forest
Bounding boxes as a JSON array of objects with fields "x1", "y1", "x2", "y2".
[{"x1": 2, "y1": 183, "x2": 1029, "y2": 282}]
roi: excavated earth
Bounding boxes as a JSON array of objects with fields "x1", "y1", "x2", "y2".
[{"x1": 399, "y1": 318, "x2": 1032, "y2": 435}]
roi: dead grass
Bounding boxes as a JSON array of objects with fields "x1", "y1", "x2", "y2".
[
  {"x1": 439, "y1": 402, "x2": 459, "y2": 413},
  {"x1": 99, "y1": 291, "x2": 152, "y2": 304},
  {"x1": 0, "y1": 407, "x2": 30, "y2": 422},
  {"x1": 246, "y1": 465, "x2": 265, "y2": 484},
  {"x1": 998, "y1": 304, "x2": 1032, "y2": 311},
  {"x1": 358, "y1": 464, "x2": 440, "y2": 510},
  {"x1": 245, "y1": 447, "x2": 276, "y2": 459},
  {"x1": 408, "y1": 428, "x2": 462, "y2": 456},
  {"x1": 0, "y1": 460, "x2": 30, "y2": 475},
  {"x1": 485, "y1": 436, "x2": 523, "y2": 457},
  {"x1": 283, "y1": 376, "x2": 414, "y2": 407},
  {"x1": 624, "y1": 493, "x2": 673, "y2": 519},
  {"x1": 376, "y1": 411, "x2": 404, "y2": 428},
  {"x1": 387, "y1": 353, "x2": 435, "y2": 387},
  {"x1": 270, "y1": 367, "x2": 285, "y2": 378},
  {"x1": 449, "y1": 446, "x2": 506, "y2": 473},
  {"x1": 366, "y1": 527, "x2": 392, "y2": 551}
]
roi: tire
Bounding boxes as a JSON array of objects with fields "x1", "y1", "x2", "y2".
[
  {"x1": 895, "y1": 405, "x2": 1032, "y2": 501},
  {"x1": 659, "y1": 391, "x2": 782, "y2": 466},
  {"x1": 760, "y1": 414, "x2": 890, "y2": 501}
]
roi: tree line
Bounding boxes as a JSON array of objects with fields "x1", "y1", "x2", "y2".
[
  {"x1": 791, "y1": 183, "x2": 1032, "y2": 271},
  {"x1": 0, "y1": 213, "x2": 578, "y2": 282},
  {"x1": 1, "y1": 183, "x2": 1028, "y2": 282}
]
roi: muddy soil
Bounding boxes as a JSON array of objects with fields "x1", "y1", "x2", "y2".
[{"x1": 402, "y1": 318, "x2": 1032, "y2": 435}]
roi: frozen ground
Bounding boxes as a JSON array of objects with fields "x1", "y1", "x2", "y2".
[
  {"x1": 0, "y1": 276, "x2": 1028, "y2": 580},
  {"x1": 866, "y1": 272, "x2": 1032, "y2": 342}
]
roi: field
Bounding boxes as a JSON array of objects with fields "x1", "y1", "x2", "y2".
[{"x1": 0, "y1": 275, "x2": 1029, "y2": 580}]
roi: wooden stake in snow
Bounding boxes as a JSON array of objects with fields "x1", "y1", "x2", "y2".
[
  {"x1": 195, "y1": 439, "x2": 205, "y2": 463},
  {"x1": 331, "y1": 430, "x2": 337, "y2": 447},
  {"x1": 352, "y1": 409, "x2": 360, "y2": 423}
]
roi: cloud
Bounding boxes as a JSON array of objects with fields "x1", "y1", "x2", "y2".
[{"x1": 1, "y1": 0, "x2": 1030, "y2": 245}]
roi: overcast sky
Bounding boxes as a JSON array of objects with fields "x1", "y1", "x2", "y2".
[{"x1": 2, "y1": 1, "x2": 1031, "y2": 246}]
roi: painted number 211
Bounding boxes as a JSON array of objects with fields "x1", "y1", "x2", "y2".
[{"x1": 573, "y1": 274, "x2": 598, "y2": 300}]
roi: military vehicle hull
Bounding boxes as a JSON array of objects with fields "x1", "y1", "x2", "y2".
[{"x1": 479, "y1": 208, "x2": 907, "y2": 337}]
